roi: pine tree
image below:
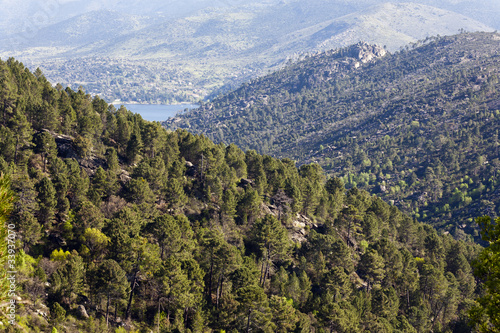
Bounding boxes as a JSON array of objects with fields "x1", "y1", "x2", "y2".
[
  {"x1": 252, "y1": 215, "x2": 290, "y2": 288},
  {"x1": 89, "y1": 259, "x2": 129, "y2": 328},
  {"x1": 358, "y1": 248, "x2": 386, "y2": 292},
  {"x1": 49, "y1": 251, "x2": 86, "y2": 306},
  {"x1": 126, "y1": 125, "x2": 143, "y2": 163},
  {"x1": 469, "y1": 216, "x2": 500, "y2": 332},
  {"x1": 0, "y1": 174, "x2": 14, "y2": 306},
  {"x1": 34, "y1": 132, "x2": 57, "y2": 172},
  {"x1": 36, "y1": 177, "x2": 57, "y2": 226}
]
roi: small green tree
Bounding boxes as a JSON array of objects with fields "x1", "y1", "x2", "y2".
[
  {"x1": 36, "y1": 177, "x2": 57, "y2": 226},
  {"x1": 34, "y1": 131, "x2": 57, "y2": 172},
  {"x1": 236, "y1": 285, "x2": 274, "y2": 333},
  {"x1": 269, "y1": 296, "x2": 298, "y2": 333},
  {"x1": 146, "y1": 214, "x2": 182, "y2": 260},
  {"x1": 90, "y1": 259, "x2": 129, "y2": 328},
  {"x1": 358, "y1": 248, "x2": 385, "y2": 292},
  {"x1": 469, "y1": 216, "x2": 500, "y2": 332},
  {"x1": 49, "y1": 251, "x2": 86, "y2": 306},
  {"x1": 81, "y1": 227, "x2": 110, "y2": 262},
  {"x1": 50, "y1": 302, "x2": 66, "y2": 325},
  {"x1": 252, "y1": 215, "x2": 290, "y2": 288},
  {"x1": 0, "y1": 174, "x2": 14, "y2": 309},
  {"x1": 73, "y1": 134, "x2": 92, "y2": 159}
]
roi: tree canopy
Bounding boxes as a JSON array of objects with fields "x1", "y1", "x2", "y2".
[{"x1": 0, "y1": 55, "x2": 488, "y2": 332}]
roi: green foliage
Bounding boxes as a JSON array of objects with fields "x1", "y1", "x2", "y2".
[
  {"x1": 34, "y1": 131, "x2": 57, "y2": 171},
  {"x1": 0, "y1": 57, "x2": 485, "y2": 333},
  {"x1": 469, "y1": 216, "x2": 500, "y2": 332},
  {"x1": 36, "y1": 176, "x2": 57, "y2": 226},
  {"x1": 0, "y1": 174, "x2": 14, "y2": 310},
  {"x1": 81, "y1": 227, "x2": 110, "y2": 262},
  {"x1": 89, "y1": 259, "x2": 129, "y2": 317},
  {"x1": 50, "y1": 302, "x2": 66, "y2": 324},
  {"x1": 73, "y1": 134, "x2": 93, "y2": 158},
  {"x1": 50, "y1": 249, "x2": 71, "y2": 261},
  {"x1": 49, "y1": 251, "x2": 86, "y2": 305}
]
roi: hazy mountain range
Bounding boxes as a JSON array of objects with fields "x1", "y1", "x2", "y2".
[{"x1": 0, "y1": 0, "x2": 496, "y2": 103}]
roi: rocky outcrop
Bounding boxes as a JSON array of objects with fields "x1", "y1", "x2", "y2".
[
  {"x1": 347, "y1": 42, "x2": 387, "y2": 63},
  {"x1": 288, "y1": 213, "x2": 318, "y2": 243},
  {"x1": 41, "y1": 129, "x2": 107, "y2": 175},
  {"x1": 77, "y1": 305, "x2": 89, "y2": 319}
]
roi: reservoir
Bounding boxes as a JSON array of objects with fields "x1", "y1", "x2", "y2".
[{"x1": 116, "y1": 103, "x2": 199, "y2": 122}]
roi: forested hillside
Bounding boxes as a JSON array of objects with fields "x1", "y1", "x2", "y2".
[
  {"x1": 166, "y1": 32, "x2": 500, "y2": 239},
  {"x1": 0, "y1": 58, "x2": 487, "y2": 332}
]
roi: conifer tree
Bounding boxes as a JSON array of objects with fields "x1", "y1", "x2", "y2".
[
  {"x1": 252, "y1": 215, "x2": 290, "y2": 288},
  {"x1": 36, "y1": 177, "x2": 57, "y2": 226},
  {"x1": 0, "y1": 174, "x2": 14, "y2": 307},
  {"x1": 470, "y1": 216, "x2": 500, "y2": 332}
]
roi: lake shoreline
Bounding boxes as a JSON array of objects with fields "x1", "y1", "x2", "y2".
[
  {"x1": 111, "y1": 101, "x2": 199, "y2": 106},
  {"x1": 116, "y1": 103, "x2": 199, "y2": 122}
]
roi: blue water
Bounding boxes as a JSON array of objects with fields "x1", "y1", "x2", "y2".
[{"x1": 117, "y1": 104, "x2": 199, "y2": 122}]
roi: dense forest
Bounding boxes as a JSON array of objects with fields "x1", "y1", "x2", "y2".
[
  {"x1": 0, "y1": 55, "x2": 495, "y2": 332},
  {"x1": 166, "y1": 32, "x2": 500, "y2": 239}
]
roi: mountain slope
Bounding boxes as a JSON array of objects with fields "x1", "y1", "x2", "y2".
[
  {"x1": 265, "y1": 2, "x2": 494, "y2": 55},
  {"x1": 166, "y1": 32, "x2": 500, "y2": 238},
  {"x1": 0, "y1": 57, "x2": 482, "y2": 332},
  {"x1": 21, "y1": 10, "x2": 152, "y2": 48}
]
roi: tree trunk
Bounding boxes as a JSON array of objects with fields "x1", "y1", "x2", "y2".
[
  {"x1": 406, "y1": 289, "x2": 410, "y2": 308},
  {"x1": 14, "y1": 136, "x2": 19, "y2": 163},
  {"x1": 219, "y1": 275, "x2": 225, "y2": 308},
  {"x1": 207, "y1": 256, "x2": 214, "y2": 304},
  {"x1": 259, "y1": 258, "x2": 266, "y2": 286},
  {"x1": 246, "y1": 310, "x2": 252, "y2": 333},
  {"x1": 157, "y1": 300, "x2": 161, "y2": 333},
  {"x1": 106, "y1": 293, "x2": 110, "y2": 328},
  {"x1": 262, "y1": 259, "x2": 270, "y2": 288},
  {"x1": 216, "y1": 274, "x2": 224, "y2": 308},
  {"x1": 126, "y1": 272, "x2": 138, "y2": 320},
  {"x1": 262, "y1": 243, "x2": 271, "y2": 287}
]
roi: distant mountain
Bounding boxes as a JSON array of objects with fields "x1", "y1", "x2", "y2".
[
  {"x1": 6, "y1": 10, "x2": 152, "y2": 49},
  {"x1": 0, "y1": 1, "x2": 495, "y2": 103},
  {"x1": 260, "y1": 2, "x2": 493, "y2": 56},
  {"x1": 166, "y1": 32, "x2": 500, "y2": 239},
  {"x1": 0, "y1": 0, "x2": 278, "y2": 37}
]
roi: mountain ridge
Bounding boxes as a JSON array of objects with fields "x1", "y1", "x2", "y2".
[{"x1": 166, "y1": 31, "x2": 500, "y2": 238}]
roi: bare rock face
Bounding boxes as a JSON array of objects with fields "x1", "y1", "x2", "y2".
[
  {"x1": 77, "y1": 305, "x2": 89, "y2": 319},
  {"x1": 348, "y1": 42, "x2": 387, "y2": 63},
  {"x1": 289, "y1": 213, "x2": 318, "y2": 243}
]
